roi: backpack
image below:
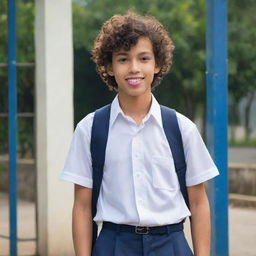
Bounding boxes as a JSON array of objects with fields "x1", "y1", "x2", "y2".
[{"x1": 90, "y1": 104, "x2": 189, "y2": 248}]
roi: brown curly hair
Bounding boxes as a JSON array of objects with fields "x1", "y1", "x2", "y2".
[{"x1": 91, "y1": 11, "x2": 175, "y2": 91}]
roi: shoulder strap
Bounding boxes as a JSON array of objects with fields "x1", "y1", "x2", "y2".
[
  {"x1": 160, "y1": 105, "x2": 190, "y2": 210},
  {"x1": 90, "y1": 104, "x2": 111, "y2": 248},
  {"x1": 90, "y1": 104, "x2": 189, "y2": 248}
]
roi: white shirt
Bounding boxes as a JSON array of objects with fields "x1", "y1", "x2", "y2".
[{"x1": 60, "y1": 95, "x2": 219, "y2": 226}]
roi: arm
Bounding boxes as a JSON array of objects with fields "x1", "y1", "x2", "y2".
[
  {"x1": 187, "y1": 183, "x2": 211, "y2": 256},
  {"x1": 72, "y1": 184, "x2": 93, "y2": 256}
]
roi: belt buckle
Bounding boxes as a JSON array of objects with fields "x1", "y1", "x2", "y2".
[{"x1": 135, "y1": 226, "x2": 149, "y2": 235}]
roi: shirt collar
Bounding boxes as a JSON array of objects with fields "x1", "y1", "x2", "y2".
[
  {"x1": 109, "y1": 95, "x2": 123, "y2": 128},
  {"x1": 109, "y1": 94, "x2": 162, "y2": 128},
  {"x1": 148, "y1": 94, "x2": 162, "y2": 127}
]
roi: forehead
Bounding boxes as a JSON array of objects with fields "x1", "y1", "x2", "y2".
[{"x1": 113, "y1": 37, "x2": 154, "y2": 56}]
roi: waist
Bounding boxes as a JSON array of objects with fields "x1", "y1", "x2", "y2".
[{"x1": 102, "y1": 221, "x2": 184, "y2": 235}]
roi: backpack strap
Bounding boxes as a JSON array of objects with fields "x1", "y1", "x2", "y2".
[
  {"x1": 90, "y1": 104, "x2": 111, "y2": 248},
  {"x1": 90, "y1": 104, "x2": 189, "y2": 250},
  {"x1": 160, "y1": 105, "x2": 190, "y2": 210}
]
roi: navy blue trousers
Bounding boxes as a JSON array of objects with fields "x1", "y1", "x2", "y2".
[{"x1": 92, "y1": 225, "x2": 194, "y2": 256}]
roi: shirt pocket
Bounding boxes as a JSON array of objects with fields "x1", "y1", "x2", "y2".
[{"x1": 151, "y1": 156, "x2": 179, "y2": 191}]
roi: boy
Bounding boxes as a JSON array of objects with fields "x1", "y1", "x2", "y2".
[{"x1": 60, "y1": 11, "x2": 219, "y2": 256}]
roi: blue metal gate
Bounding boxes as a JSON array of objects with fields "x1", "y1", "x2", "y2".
[
  {"x1": 0, "y1": 1, "x2": 36, "y2": 255},
  {"x1": 8, "y1": 0, "x2": 18, "y2": 255},
  {"x1": 206, "y1": 1, "x2": 229, "y2": 255},
  {"x1": 2, "y1": 0, "x2": 229, "y2": 255}
]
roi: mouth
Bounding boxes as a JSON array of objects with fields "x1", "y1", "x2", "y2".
[{"x1": 125, "y1": 77, "x2": 144, "y2": 86}]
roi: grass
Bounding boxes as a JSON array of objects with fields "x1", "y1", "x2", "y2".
[
  {"x1": 229, "y1": 139, "x2": 256, "y2": 147},
  {"x1": 0, "y1": 163, "x2": 8, "y2": 172}
]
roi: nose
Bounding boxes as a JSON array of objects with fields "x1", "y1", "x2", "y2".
[{"x1": 129, "y1": 60, "x2": 140, "y2": 73}]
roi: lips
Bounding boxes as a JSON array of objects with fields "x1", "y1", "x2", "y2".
[{"x1": 126, "y1": 77, "x2": 144, "y2": 86}]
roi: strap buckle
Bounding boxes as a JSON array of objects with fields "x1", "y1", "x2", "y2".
[{"x1": 135, "y1": 226, "x2": 149, "y2": 235}]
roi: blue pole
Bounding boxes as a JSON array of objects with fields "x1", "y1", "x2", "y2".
[
  {"x1": 206, "y1": 1, "x2": 229, "y2": 256},
  {"x1": 8, "y1": 0, "x2": 17, "y2": 255}
]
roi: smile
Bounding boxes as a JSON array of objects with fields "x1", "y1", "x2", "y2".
[{"x1": 126, "y1": 78, "x2": 144, "y2": 86}]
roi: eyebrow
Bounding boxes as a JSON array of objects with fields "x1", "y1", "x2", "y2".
[
  {"x1": 114, "y1": 52, "x2": 128, "y2": 57},
  {"x1": 114, "y1": 51, "x2": 153, "y2": 57}
]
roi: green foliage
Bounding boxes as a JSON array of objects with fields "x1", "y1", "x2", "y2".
[
  {"x1": 0, "y1": 0, "x2": 34, "y2": 156},
  {"x1": 73, "y1": 0, "x2": 256, "y2": 130},
  {"x1": 73, "y1": 0, "x2": 207, "y2": 121},
  {"x1": 1, "y1": 0, "x2": 256, "y2": 157},
  {"x1": 0, "y1": 1, "x2": 9, "y2": 154},
  {"x1": 73, "y1": 48, "x2": 115, "y2": 125},
  {"x1": 229, "y1": 139, "x2": 256, "y2": 148},
  {"x1": 0, "y1": 163, "x2": 7, "y2": 173},
  {"x1": 228, "y1": 0, "x2": 256, "y2": 102},
  {"x1": 228, "y1": 0, "x2": 256, "y2": 139}
]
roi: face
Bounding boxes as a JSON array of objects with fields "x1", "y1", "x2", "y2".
[{"x1": 107, "y1": 37, "x2": 160, "y2": 100}]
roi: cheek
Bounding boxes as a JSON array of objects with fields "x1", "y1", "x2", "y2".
[
  {"x1": 113, "y1": 65, "x2": 125, "y2": 76},
  {"x1": 145, "y1": 66, "x2": 157, "y2": 78}
]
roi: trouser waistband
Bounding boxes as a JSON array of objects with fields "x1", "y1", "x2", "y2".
[{"x1": 102, "y1": 221, "x2": 184, "y2": 235}]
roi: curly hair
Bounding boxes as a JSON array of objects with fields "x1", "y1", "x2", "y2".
[{"x1": 91, "y1": 11, "x2": 175, "y2": 91}]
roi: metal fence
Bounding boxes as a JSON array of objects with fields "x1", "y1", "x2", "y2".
[{"x1": 0, "y1": 1, "x2": 37, "y2": 255}]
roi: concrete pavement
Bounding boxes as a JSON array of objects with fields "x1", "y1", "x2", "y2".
[
  {"x1": 184, "y1": 206, "x2": 256, "y2": 256},
  {"x1": 0, "y1": 193, "x2": 36, "y2": 256},
  {"x1": 1, "y1": 193, "x2": 256, "y2": 256}
]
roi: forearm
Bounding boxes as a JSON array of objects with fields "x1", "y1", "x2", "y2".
[
  {"x1": 72, "y1": 204, "x2": 93, "y2": 256},
  {"x1": 190, "y1": 196, "x2": 211, "y2": 256}
]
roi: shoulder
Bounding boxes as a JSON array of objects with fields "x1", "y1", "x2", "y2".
[
  {"x1": 76, "y1": 103, "x2": 112, "y2": 134},
  {"x1": 75, "y1": 112, "x2": 95, "y2": 137},
  {"x1": 175, "y1": 111, "x2": 197, "y2": 139}
]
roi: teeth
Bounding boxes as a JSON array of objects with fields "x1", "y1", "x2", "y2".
[{"x1": 127, "y1": 78, "x2": 142, "y2": 82}]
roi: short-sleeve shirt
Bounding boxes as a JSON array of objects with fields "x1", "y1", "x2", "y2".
[{"x1": 60, "y1": 95, "x2": 219, "y2": 226}]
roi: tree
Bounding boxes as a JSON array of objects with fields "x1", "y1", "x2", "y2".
[
  {"x1": 228, "y1": 0, "x2": 256, "y2": 140},
  {"x1": 1, "y1": 0, "x2": 255, "y2": 157},
  {"x1": 0, "y1": 0, "x2": 35, "y2": 156},
  {"x1": 73, "y1": 0, "x2": 207, "y2": 122},
  {"x1": 73, "y1": 0, "x2": 256, "y2": 141}
]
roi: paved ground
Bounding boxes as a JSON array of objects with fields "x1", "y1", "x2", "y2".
[
  {"x1": 0, "y1": 193, "x2": 256, "y2": 256},
  {"x1": 0, "y1": 193, "x2": 36, "y2": 256},
  {"x1": 0, "y1": 146, "x2": 255, "y2": 255}
]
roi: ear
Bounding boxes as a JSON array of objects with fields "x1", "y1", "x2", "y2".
[
  {"x1": 154, "y1": 65, "x2": 161, "y2": 74},
  {"x1": 107, "y1": 64, "x2": 114, "y2": 76}
]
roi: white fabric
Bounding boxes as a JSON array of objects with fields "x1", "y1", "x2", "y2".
[{"x1": 60, "y1": 95, "x2": 219, "y2": 226}]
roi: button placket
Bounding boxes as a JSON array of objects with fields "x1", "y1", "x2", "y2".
[{"x1": 132, "y1": 131, "x2": 146, "y2": 220}]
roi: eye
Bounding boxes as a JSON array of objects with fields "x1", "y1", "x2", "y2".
[
  {"x1": 141, "y1": 56, "x2": 150, "y2": 61},
  {"x1": 118, "y1": 58, "x2": 127, "y2": 63}
]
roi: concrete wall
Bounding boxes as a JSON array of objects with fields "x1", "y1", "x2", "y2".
[
  {"x1": 1, "y1": 161, "x2": 256, "y2": 201},
  {"x1": 0, "y1": 159, "x2": 35, "y2": 201},
  {"x1": 229, "y1": 163, "x2": 256, "y2": 196},
  {"x1": 35, "y1": 0, "x2": 74, "y2": 255}
]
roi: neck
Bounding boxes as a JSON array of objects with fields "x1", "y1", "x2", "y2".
[{"x1": 118, "y1": 93, "x2": 152, "y2": 119}]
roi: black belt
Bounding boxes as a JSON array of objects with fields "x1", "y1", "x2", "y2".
[{"x1": 102, "y1": 221, "x2": 184, "y2": 235}]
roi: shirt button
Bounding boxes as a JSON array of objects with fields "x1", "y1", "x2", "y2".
[
  {"x1": 138, "y1": 198, "x2": 143, "y2": 203},
  {"x1": 136, "y1": 172, "x2": 141, "y2": 178},
  {"x1": 135, "y1": 154, "x2": 139, "y2": 158}
]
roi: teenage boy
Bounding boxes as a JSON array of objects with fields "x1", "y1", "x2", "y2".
[{"x1": 60, "y1": 11, "x2": 219, "y2": 256}]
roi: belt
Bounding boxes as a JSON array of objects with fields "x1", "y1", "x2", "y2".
[{"x1": 102, "y1": 221, "x2": 184, "y2": 235}]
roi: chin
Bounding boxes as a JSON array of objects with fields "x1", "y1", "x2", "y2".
[
  {"x1": 118, "y1": 85, "x2": 151, "y2": 98},
  {"x1": 130, "y1": 91, "x2": 150, "y2": 98}
]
